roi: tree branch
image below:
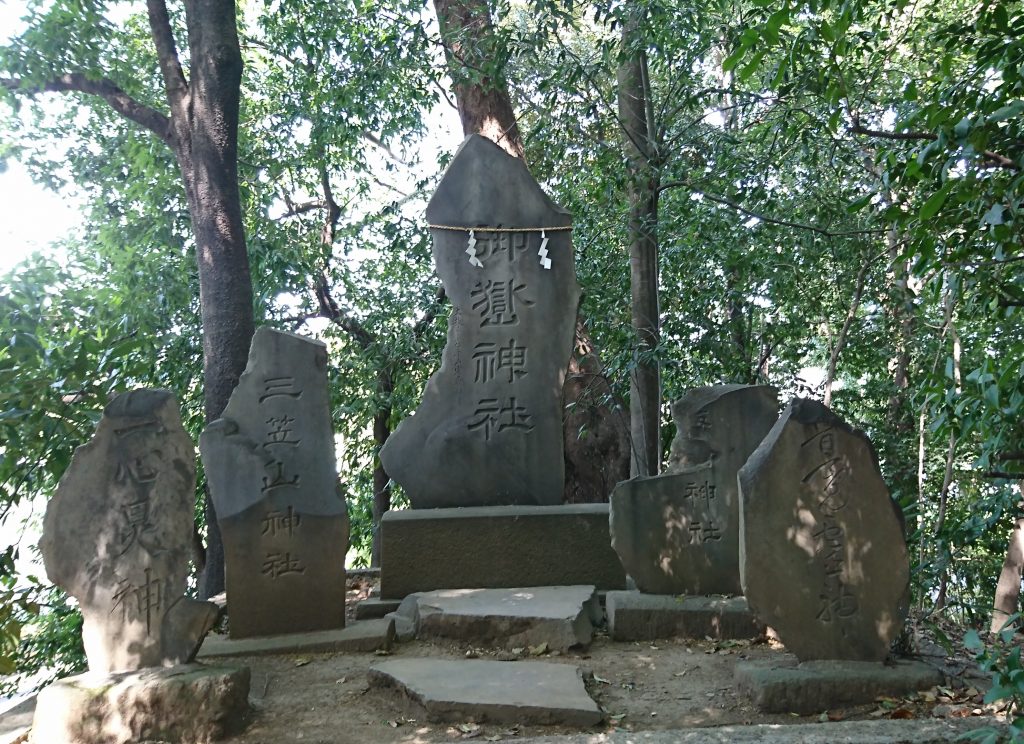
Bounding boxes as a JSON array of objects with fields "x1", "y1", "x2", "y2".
[
  {"x1": 659, "y1": 179, "x2": 884, "y2": 237},
  {"x1": 2, "y1": 74, "x2": 172, "y2": 145},
  {"x1": 849, "y1": 122, "x2": 1019, "y2": 171},
  {"x1": 146, "y1": 0, "x2": 189, "y2": 114}
]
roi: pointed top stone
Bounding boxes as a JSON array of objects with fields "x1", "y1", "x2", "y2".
[{"x1": 426, "y1": 135, "x2": 571, "y2": 228}]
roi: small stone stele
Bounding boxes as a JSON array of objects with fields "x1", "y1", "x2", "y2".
[
  {"x1": 201, "y1": 327, "x2": 348, "y2": 639},
  {"x1": 380, "y1": 134, "x2": 581, "y2": 508},
  {"x1": 738, "y1": 398, "x2": 910, "y2": 661},
  {"x1": 39, "y1": 389, "x2": 218, "y2": 673},
  {"x1": 610, "y1": 384, "x2": 778, "y2": 595}
]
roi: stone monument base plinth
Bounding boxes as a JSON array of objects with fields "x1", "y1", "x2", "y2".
[
  {"x1": 379, "y1": 504, "x2": 626, "y2": 599},
  {"x1": 606, "y1": 591, "x2": 764, "y2": 641},
  {"x1": 30, "y1": 663, "x2": 250, "y2": 744},
  {"x1": 734, "y1": 658, "x2": 943, "y2": 714}
]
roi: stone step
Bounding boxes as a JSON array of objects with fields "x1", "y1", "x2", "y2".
[
  {"x1": 368, "y1": 658, "x2": 602, "y2": 726},
  {"x1": 197, "y1": 617, "x2": 394, "y2": 658},
  {"x1": 606, "y1": 591, "x2": 764, "y2": 641},
  {"x1": 390, "y1": 586, "x2": 600, "y2": 651}
]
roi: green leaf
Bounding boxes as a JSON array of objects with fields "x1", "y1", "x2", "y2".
[
  {"x1": 988, "y1": 102, "x2": 1024, "y2": 123},
  {"x1": 919, "y1": 183, "x2": 952, "y2": 220},
  {"x1": 964, "y1": 629, "x2": 983, "y2": 651},
  {"x1": 983, "y1": 203, "x2": 1005, "y2": 226}
]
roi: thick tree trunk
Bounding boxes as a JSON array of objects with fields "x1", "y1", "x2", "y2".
[
  {"x1": 180, "y1": 0, "x2": 254, "y2": 598},
  {"x1": 432, "y1": 0, "x2": 524, "y2": 159},
  {"x1": 617, "y1": 17, "x2": 661, "y2": 477},
  {"x1": 992, "y1": 513, "x2": 1024, "y2": 633}
]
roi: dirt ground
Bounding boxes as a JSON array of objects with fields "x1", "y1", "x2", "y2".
[{"x1": 222, "y1": 578, "x2": 999, "y2": 744}]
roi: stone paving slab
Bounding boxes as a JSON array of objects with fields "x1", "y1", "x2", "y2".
[
  {"x1": 515, "y1": 717, "x2": 999, "y2": 743},
  {"x1": 606, "y1": 591, "x2": 764, "y2": 641},
  {"x1": 735, "y1": 658, "x2": 944, "y2": 714},
  {"x1": 197, "y1": 617, "x2": 394, "y2": 658},
  {"x1": 355, "y1": 597, "x2": 403, "y2": 620},
  {"x1": 368, "y1": 659, "x2": 603, "y2": 726},
  {"x1": 396, "y1": 586, "x2": 599, "y2": 651}
]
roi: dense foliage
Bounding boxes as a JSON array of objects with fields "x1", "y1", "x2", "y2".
[{"x1": 0, "y1": 0, "x2": 1020, "y2": 695}]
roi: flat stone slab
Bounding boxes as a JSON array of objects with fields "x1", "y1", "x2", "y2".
[
  {"x1": 0, "y1": 696, "x2": 34, "y2": 744},
  {"x1": 29, "y1": 663, "x2": 249, "y2": 744},
  {"x1": 606, "y1": 591, "x2": 764, "y2": 642},
  {"x1": 197, "y1": 618, "x2": 394, "y2": 658},
  {"x1": 734, "y1": 658, "x2": 943, "y2": 714},
  {"x1": 355, "y1": 597, "x2": 403, "y2": 620},
  {"x1": 515, "y1": 718, "x2": 999, "y2": 743},
  {"x1": 368, "y1": 659, "x2": 602, "y2": 726},
  {"x1": 395, "y1": 586, "x2": 599, "y2": 651},
  {"x1": 380, "y1": 504, "x2": 626, "y2": 599}
]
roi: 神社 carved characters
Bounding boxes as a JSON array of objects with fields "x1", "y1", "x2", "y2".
[
  {"x1": 201, "y1": 327, "x2": 349, "y2": 639},
  {"x1": 738, "y1": 398, "x2": 910, "y2": 661},
  {"x1": 381, "y1": 135, "x2": 581, "y2": 508},
  {"x1": 611, "y1": 385, "x2": 779, "y2": 596},
  {"x1": 40, "y1": 389, "x2": 218, "y2": 673}
]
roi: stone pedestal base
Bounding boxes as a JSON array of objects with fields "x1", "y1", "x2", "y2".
[
  {"x1": 30, "y1": 664, "x2": 250, "y2": 744},
  {"x1": 735, "y1": 658, "x2": 943, "y2": 714},
  {"x1": 606, "y1": 591, "x2": 764, "y2": 641},
  {"x1": 380, "y1": 504, "x2": 626, "y2": 599}
]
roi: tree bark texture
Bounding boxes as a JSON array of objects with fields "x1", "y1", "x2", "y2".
[
  {"x1": 432, "y1": 0, "x2": 524, "y2": 159},
  {"x1": 992, "y1": 513, "x2": 1024, "y2": 633},
  {"x1": 151, "y1": 0, "x2": 255, "y2": 598},
  {"x1": 617, "y1": 17, "x2": 661, "y2": 478}
]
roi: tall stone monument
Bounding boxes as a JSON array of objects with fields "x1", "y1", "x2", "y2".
[
  {"x1": 380, "y1": 134, "x2": 581, "y2": 508},
  {"x1": 201, "y1": 327, "x2": 349, "y2": 639},
  {"x1": 610, "y1": 385, "x2": 778, "y2": 595},
  {"x1": 40, "y1": 389, "x2": 219, "y2": 672},
  {"x1": 738, "y1": 398, "x2": 910, "y2": 661}
]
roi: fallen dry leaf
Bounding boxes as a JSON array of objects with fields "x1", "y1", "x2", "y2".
[
  {"x1": 294, "y1": 657, "x2": 311, "y2": 667},
  {"x1": 528, "y1": 642, "x2": 549, "y2": 656},
  {"x1": 889, "y1": 708, "x2": 915, "y2": 719}
]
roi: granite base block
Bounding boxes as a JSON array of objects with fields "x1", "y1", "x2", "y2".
[
  {"x1": 355, "y1": 597, "x2": 403, "y2": 620},
  {"x1": 380, "y1": 505, "x2": 626, "y2": 599},
  {"x1": 734, "y1": 658, "x2": 943, "y2": 714},
  {"x1": 29, "y1": 664, "x2": 249, "y2": 744},
  {"x1": 606, "y1": 591, "x2": 764, "y2": 641}
]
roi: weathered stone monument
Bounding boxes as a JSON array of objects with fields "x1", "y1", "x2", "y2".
[
  {"x1": 738, "y1": 398, "x2": 908, "y2": 661},
  {"x1": 34, "y1": 389, "x2": 249, "y2": 743},
  {"x1": 734, "y1": 398, "x2": 937, "y2": 712},
  {"x1": 201, "y1": 327, "x2": 349, "y2": 639},
  {"x1": 380, "y1": 134, "x2": 580, "y2": 508},
  {"x1": 40, "y1": 389, "x2": 219, "y2": 672},
  {"x1": 605, "y1": 386, "x2": 777, "y2": 640},
  {"x1": 377, "y1": 135, "x2": 625, "y2": 600}
]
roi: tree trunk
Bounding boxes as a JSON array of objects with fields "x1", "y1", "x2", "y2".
[
  {"x1": 179, "y1": 0, "x2": 255, "y2": 598},
  {"x1": 432, "y1": 0, "x2": 524, "y2": 159},
  {"x1": 617, "y1": 14, "x2": 661, "y2": 477},
  {"x1": 371, "y1": 369, "x2": 394, "y2": 567},
  {"x1": 992, "y1": 512, "x2": 1024, "y2": 633}
]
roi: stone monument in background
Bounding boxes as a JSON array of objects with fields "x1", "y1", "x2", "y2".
[
  {"x1": 201, "y1": 327, "x2": 349, "y2": 639},
  {"x1": 610, "y1": 384, "x2": 778, "y2": 596},
  {"x1": 380, "y1": 134, "x2": 581, "y2": 508},
  {"x1": 738, "y1": 398, "x2": 909, "y2": 661}
]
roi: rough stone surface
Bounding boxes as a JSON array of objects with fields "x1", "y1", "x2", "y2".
[
  {"x1": 368, "y1": 659, "x2": 602, "y2": 726},
  {"x1": 197, "y1": 618, "x2": 394, "y2": 658},
  {"x1": 380, "y1": 504, "x2": 626, "y2": 599},
  {"x1": 394, "y1": 586, "x2": 599, "y2": 651},
  {"x1": 380, "y1": 135, "x2": 581, "y2": 508},
  {"x1": 39, "y1": 389, "x2": 218, "y2": 673},
  {"x1": 514, "y1": 718, "x2": 998, "y2": 743},
  {"x1": 611, "y1": 385, "x2": 777, "y2": 595},
  {"x1": 0, "y1": 696, "x2": 33, "y2": 744},
  {"x1": 201, "y1": 327, "x2": 349, "y2": 639},
  {"x1": 605, "y1": 591, "x2": 763, "y2": 642},
  {"x1": 734, "y1": 658, "x2": 943, "y2": 714},
  {"x1": 738, "y1": 398, "x2": 910, "y2": 661},
  {"x1": 29, "y1": 663, "x2": 250, "y2": 744},
  {"x1": 355, "y1": 597, "x2": 403, "y2": 620}
]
